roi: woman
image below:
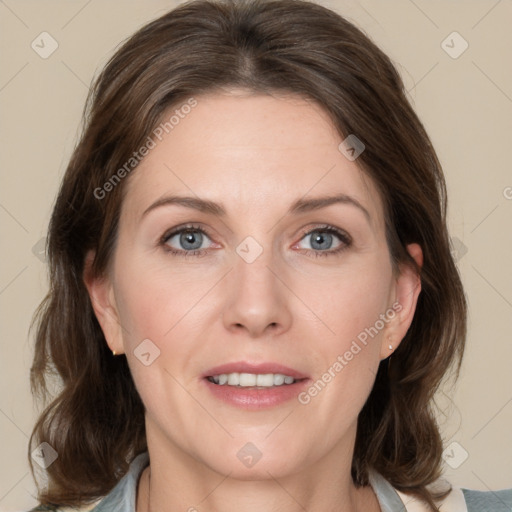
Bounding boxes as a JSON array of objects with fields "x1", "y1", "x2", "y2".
[{"x1": 28, "y1": 0, "x2": 512, "y2": 511}]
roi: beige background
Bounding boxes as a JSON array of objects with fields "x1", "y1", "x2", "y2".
[{"x1": 1, "y1": 0, "x2": 511, "y2": 510}]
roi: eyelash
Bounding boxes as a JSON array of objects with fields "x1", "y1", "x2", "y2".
[
  {"x1": 160, "y1": 224, "x2": 212, "y2": 258},
  {"x1": 159, "y1": 223, "x2": 352, "y2": 259}
]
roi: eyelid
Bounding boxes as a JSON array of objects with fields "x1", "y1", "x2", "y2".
[
  {"x1": 160, "y1": 223, "x2": 215, "y2": 244},
  {"x1": 295, "y1": 223, "x2": 352, "y2": 245},
  {"x1": 291, "y1": 224, "x2": 352, "y2": 257},
  {"x1": 159, "y1": 223, "x2": 352, "y2": 257},
  {"x1": 159, "y1": 223, "x2": 220, "y2": 258}
]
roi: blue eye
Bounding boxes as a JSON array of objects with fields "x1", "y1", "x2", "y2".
[
  {"x1": 296, "y1": 226, "x2": 351, "y2": 257},
  {"x1": 160, "y1": 224, "x2": 351, "y2": 258},
  {"x1": 161, "y1": 225, "x2": 213, "y2": 256},
  {"x1": 305, "y1": 230, "x2": 337, "y2": 250}
]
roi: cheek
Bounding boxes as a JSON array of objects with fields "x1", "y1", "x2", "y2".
[
  {"x1": 114, "y1": 241, "x2": 393, "y2": 357},
  {"x1": 298, "y1": 258, "x2": 393, "y2": 346},
  {"x1": 293, "y1": 257, "x2": 393, "y2": 405},
  {"x1": 113, "y1": 253, "x2": 208, "y2": 343},
  {"x1": 294, "y1": 267, "x2": 392, "y2": 434}
]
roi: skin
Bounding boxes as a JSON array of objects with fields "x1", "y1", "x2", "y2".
[{"x1": 85, "y1": 88, "x2": 422, "y2": 512}]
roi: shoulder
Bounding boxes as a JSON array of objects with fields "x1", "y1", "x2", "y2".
[
  {"x1": 27, "y1": 505, "x2": 99, "y2": 512},
  {"x1": 462, "y1": 487, "x2": 512, "y2": 512},
  {"x1": 28, "y1": 451, "x2": 150, "y2": 512},
  {"x1": 394, "y1": 476, "x2": 512, "y2": 512}
]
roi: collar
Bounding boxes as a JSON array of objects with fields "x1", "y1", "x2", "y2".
[{"x1": 90, "y1": 452, "x2": 467, "y2": 512}]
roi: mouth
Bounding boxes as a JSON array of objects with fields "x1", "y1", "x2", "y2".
[
  {"x1": 206, "y1": 373, "x2": 307, "y2": 388},
  {"x1": 201, "y1": 361, "x2": 310, "y2": 409}
]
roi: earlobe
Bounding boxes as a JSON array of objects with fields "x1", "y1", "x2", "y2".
[
  {"x1": 380, "y1": 243, "x2": 423, "y2": 359},
  {"x1": 407, "y1": 242, "x2": 423, "y2": 269},
  {"x1": 83, "y1": 250, "x2": 125, "y2": 355}
]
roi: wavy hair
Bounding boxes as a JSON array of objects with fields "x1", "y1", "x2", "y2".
[{"x1": 29, "y1": 1, "x2": 467, "y2": 510}]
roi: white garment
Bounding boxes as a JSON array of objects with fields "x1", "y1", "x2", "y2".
[
  {"x1": 31, "y1": 453, "x2": 511, "y2": 511},
  {"x1": 369, "y1": 470, "x2": 468, "y2": 512},
  {"x1": 396, "y1": 485, "x2": 468, "y2": 512}
]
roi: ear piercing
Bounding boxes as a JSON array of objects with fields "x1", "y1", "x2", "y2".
[
  {"x1": 112, "y1": 350, "x2": 117, "y2": 356},
  {"x1": 388, "y1": 344, "x2": 393, "y2": 351}
]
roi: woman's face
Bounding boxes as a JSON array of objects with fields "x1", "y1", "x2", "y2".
[{"x1": 87, "y1": 89, "x2": 421, "y2": 479}]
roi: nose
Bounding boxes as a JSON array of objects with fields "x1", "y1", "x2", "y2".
[{"x1": 222, "y1": 246, "x2": 292, "y2": 338}]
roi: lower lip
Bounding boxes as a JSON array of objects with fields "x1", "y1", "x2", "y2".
[{"x1": 202, "y1": 377, "x2": 311, "y2": 410}]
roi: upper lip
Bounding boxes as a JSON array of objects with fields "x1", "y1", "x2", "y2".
[{"x1": 203, "y1": 361, "x2": 309, "y2": 380}]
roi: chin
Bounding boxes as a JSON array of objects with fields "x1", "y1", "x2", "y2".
[{"x1": 207, "y1": 441, "x2": 308, "y2": 480}]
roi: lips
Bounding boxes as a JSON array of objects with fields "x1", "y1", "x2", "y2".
[
  {"x1": 202, "y1": 361, "x2": 309, "y2": 380},
  {"x1": 201, "y1": 361, "x2": 311, "y2": 410},
  {"x1": 203, "y1": 376, "x2": 310, "y2": 409}
]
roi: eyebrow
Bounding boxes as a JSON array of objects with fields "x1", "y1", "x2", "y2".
[
  {"x1": 141, "y1": 193, "x2": 371, "y2": 223},
  {"x1": 290, "y1": 194, "x2": 371, "y2": 223}
]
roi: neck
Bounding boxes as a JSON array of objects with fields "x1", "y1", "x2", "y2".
[{"x1": 136, "y1": 422, "x2": 381, "y2": 512}]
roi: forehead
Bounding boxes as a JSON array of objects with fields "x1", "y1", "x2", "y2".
[{"x1": 121, "y1": 90, "x2": 384, "y2": 227}]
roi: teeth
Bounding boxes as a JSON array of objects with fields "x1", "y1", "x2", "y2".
[
  {"x1": 274, "y1": 374, "x2": 285, "y2": 385},
  {"x1": 227, "y1": 373, "x2": 239, "y2": 385},
  {"x1": 209, "y1": 372, "x2": 298, "y2": 387},
  {"x1": 240, "y1": 373, "x2": 257, "y2": 386},
  {"x1": 257, "y1": 374, "x2": 274, "y2": 386}
]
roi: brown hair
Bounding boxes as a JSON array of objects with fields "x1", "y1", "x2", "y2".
[{"x1": 29, "y1": 0, "x2": 467, "y2": 509}]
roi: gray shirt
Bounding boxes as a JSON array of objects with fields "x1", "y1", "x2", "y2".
[{"x1": 31, "y1": 451, "x2": 512, "y2": 512}]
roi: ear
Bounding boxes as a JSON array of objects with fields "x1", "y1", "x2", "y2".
[
  {"x1": 380, "y1": 243, "x2": 423, "y2": 359},
  {"x1": 83, "y1": 250, "x2": 125, "y2": 355}
]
